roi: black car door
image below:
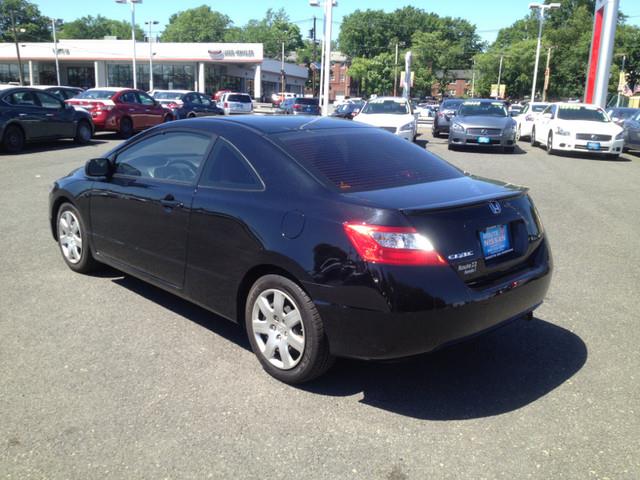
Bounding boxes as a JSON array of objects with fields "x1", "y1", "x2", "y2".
[
  {"x1": 184, "y1": 93, "x2": 201, "y2": 116},
  {"x1": 627, "y1": 113, "x2": 640, "y2": 148},
  {"x1": 33, "y1": 91, "x2": 76, "y2": 138},
  {"x1": 197, "y1": 94, "x2": 220, "y2": 116},
  {"x1": 89, "y1": 129, "x2": 214, "y2": 288}
]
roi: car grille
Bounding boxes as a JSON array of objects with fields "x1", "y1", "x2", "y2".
[
  {"x1": 466, "y1": 138, "x2": 501, "y2": 145},
  {"x1": 576, "y1": 133, "x2": 612, "y2": 141},
  {"x1": 467, "y1": 128, "x2": 502, "y2": 135},
  {"x1": 380, "y1": 127, "x2": 397, "y2": 133}
]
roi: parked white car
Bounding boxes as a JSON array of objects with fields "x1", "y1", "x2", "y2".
[
  {"x1": 353, "y1": 97, "x2": 418, "y2": 141},
  {"x1": 217, "y1": 92, "x2": 253, "y2": 115},
  {"x1": 515, "y1": 102, "x2": 549, "y2": 140},
  {"x1": 531, "y1": 102, "x2": 624, "y2": 158}
]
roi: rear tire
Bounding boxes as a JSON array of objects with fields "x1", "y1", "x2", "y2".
[
  {"x1": 74, "y1": 120, "x2": 92, "y2": 144},
  {"x1": 448, "y1": 143, "x2": 456, "y2": 151},
  {"x1": 432, "y1": 128, "x2": 440, "y2": 138},
  {"x1": 2, "y1": 124, "x2": 25, "y2": 153},
  {"x1": 119, "y1": 117, "x2": 133, "y2": 139},
  {"x1": 245, "y1": 274, "x2": 334, "y2": 384},
  {"x1": 56, "y1": 202, "x2": 101, "y2": 274},
  {"x1": 516, "y1": 125, "x2": 521, "y2": 142}
]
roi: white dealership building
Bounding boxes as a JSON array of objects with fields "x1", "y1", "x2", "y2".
[{"x1": 0, "y1": 39, "x2": 308, "y2": 100}]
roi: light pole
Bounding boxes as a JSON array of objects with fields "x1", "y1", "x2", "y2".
[
  {"x1": 310, "y1": 0, "x2": 337, "y2": 116},
  {"x1": 529, "y1": 2, "x2": 561, "y2": 102},
  {"x1": 615, "y1": 53, "x2": 626, "y2": 107},
  {"x1": 50, "y1": 18, "x2": 62, "y2": 86},
  {"x1": 145, "y1": 20, "x2": 158, "y2": 91},
  {"x1": 496, "y1": 54, "x2": 504, "y2": 99},
  {"x1": 393, "y1": 41, "x2": 405, "y2": 97},
  {"x1": 470, "y1": 58, "x2": 476, "y2": 98},
  {"x1": 116, "y1": 0, "x2": 142, "y2": 89}
]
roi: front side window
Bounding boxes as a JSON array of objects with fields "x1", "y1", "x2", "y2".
[
  {"x1": 120, "y1": 92, "x2": 138, "y2": 104},
  {"x1": 35, "y1": 92, "x2": 62, "y2": 109},
  {"x1": 115, "y1": 131, "x2": 212, "y2": 183},
  {"x1": 199, "y1": 138, "x2": 263, "y2": 190},
  {"x1": 137, "y1": 92, "x2": 155, "y2": 106},
  {"x1": 198, "y1": 94, "x2": 212, "y2": 106}
]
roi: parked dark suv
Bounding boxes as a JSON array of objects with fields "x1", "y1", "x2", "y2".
[{"x1": 279, "y1": 97, "x2": 321, "y2": 115}]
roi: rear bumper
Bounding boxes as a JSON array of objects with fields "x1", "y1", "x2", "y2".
[{"x1": 305, "y1": 241, "x2": 552, "y2": 360}]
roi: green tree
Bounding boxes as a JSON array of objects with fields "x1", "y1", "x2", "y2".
[
  {"x1": 224, "y1": 9, "x2": 303, "y2": 58},
  {"x1": 347, "y1": 53, "x2": 394, "y2": 97},
  {"x1": 0, "y1": 0, "x2": 50, "y2": 42},
  {"x1": 161, "y1": 5, "x2": 231, "y2": 42},
  {"x1": 58, "y1": 15, "x2": 144, "y2": 40}
]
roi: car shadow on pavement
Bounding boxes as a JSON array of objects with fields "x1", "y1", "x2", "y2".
[
  {"x1": 109, "y1": 272, "x2": 252, "y2": 352},
  {"x1": 448, "y1": 144, "x2": 528, "y2": 155},
  {"x1": 7, "y1": 139, "x2": 109, "y2": 154},
  {"x1": 301, "y1": 317, "x2": 587, "y2": 420}
]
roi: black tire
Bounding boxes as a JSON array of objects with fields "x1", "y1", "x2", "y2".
[
  {"x1": 504, "y1": 146, "x2": 515, "y2": 154},
  {"x1": 74, "y1": 120, "x2": 92, "y2": 144},
  {"x1": 516, "y1": 125, "x2": 522, "y2": 142},
  {"x1": 607, "y1": 154, "x2": 620, "y2": 160},
  {"x1": 432, "y1": 129, "x2": 440, "y2": 138},
  {"x1": 546, "y1": 131, "x2": 555, "y2": 155},
  {"x1": 245, "y1": 274, "x2": 334, "y2": 384},
  {"x1": 531, "y1": 127, "x2": 538, "y2": 147},
  {"x1": 2, "y1": 124, "x2": 25, "y2": 153},
  {"x1": 163, "y1": 114, "x2": 173, "y2": 122},
  {"x1": 119, "y1": 117, "x2": 133, "y2": 139},
  {"x1": 448, "y1": 143, "x2": 456, "y2": 151},
  {"x1": 56, "y1": 202, "x2": 101, "y2": 274}
]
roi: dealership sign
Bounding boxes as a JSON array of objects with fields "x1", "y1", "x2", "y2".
[{"x1": 208, "y1": 49, "x2": 258, "y2": 61}]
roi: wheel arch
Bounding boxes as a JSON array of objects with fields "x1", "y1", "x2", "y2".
[
  {"x1": 50, "y1": 195, "x2": 75, "y2": 240},
  {"x1": 2, "y1": 121, "x2": 26, "y2": 141}
]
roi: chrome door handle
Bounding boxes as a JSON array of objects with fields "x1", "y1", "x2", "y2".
[
  {"x1": 45, "y1": 113, "x2": 55, "y2": 117},
  {"x1": 19, "y1": 113, "x2": 28, "y2": 117},
  {"x1": 128, "y1": 109, "x2": 135, "y2": 112}
]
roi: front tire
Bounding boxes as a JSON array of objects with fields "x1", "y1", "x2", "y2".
[
  {"x1": 531, "y1": 127, "x2": 538, "y2": 147},
  {"x1": 56, "y1": 202, "x2": 100, "y2": 273},
  {"x1": 546, "y1": 131, "x2": 555, "y2": 155},
  {"x1": 245, "y1": 274, "x2": 334, "y2": 384},
  {"x1": 2, "y1": 124, "x2": 25, "y2": 153}
]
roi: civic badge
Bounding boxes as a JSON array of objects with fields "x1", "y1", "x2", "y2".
[{"x1": 488, "y1": 201, "x2": 501, "y2": 214}]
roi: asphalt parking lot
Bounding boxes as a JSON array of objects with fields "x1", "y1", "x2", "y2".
[{"x1": 1, "y1": 125, "x2": 639, "y2": 479}]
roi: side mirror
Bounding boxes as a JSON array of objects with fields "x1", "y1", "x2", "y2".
[{"x1": 85, "y1": 158, "x2": 111, "y2": 178}]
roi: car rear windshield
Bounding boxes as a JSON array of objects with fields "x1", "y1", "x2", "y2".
[
  {"x1": 459, "y1": 101, "x2": 507, "y2": 117},
  {"x1": 76, "y1": 90, "x2": 117, "y2": 100},
  {"x1": 228, "y1": 94, "x2": 251, "y2": 103},
  {"x1": 441, "y1": 100, "x2": 462, "y2": 109},
  {"x1": 557, "y1": 106, "x2": 608, "y2": 122},
  {"x1": 295, "y1": 98, "x2": 319, "y2": 105},
  {"x1": 274, "y1": 129, "x2": 462, "y2": 192},
  {"x1": 154, "y1": 92, "x2": 184, "y2": 100}
]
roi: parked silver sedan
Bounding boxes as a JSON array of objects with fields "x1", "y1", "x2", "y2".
[{"x1": 448, "y1": 100, "x2": 517, "y2": 153}]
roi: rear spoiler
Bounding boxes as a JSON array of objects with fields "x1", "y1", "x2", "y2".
[{"x1": 401, "y1": 189, "x2": 527, "y2": 214}]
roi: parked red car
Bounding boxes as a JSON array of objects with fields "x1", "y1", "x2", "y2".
[
  {"x1": 65, "y1": 88, "x2": 171, "y2": 138},
  {"x1": 212, "y1": 89, "x2": 231, "y2": 101}
]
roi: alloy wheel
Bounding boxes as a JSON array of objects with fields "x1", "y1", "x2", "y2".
[
  {"x1": 251, "y1": 288, "x2": 305, "y2": 370},
  {"x1": 58, "y1": 210, "x2": 83, "y2": 264}
]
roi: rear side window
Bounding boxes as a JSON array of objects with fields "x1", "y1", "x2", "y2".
[
  {"x1": 199, "y1": 138, "x2": 263, "y2": 190},
  {"x1": 5, "y1": 91, "x2": 38, "y2": 106},
  {"x1": 120, "y1": 92, "x2": 138, "y2": 104},
  {"x1": 77, "y1": 90, "x2": 116, "y2": 100},
  {"x1": 227, "y1": 94, "x2": 251, "y2": 103},
  {"x1": 275, "y1": 129, "x2": 462, "y2": 192}
]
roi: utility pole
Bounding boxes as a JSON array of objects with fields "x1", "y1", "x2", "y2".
[
  {"x1": 542, "y1": 47, "x2": 553, "y2": 102},
  {"x1": 321, "y1": 0, "x2": 334, "y2": 115},
  {"x1": 471, "y1": 58, "x2": 476, "y2": 98},
  {"x1": 51, "y1": 18, "x2": 61, "y2": 86},
  {"x1": 616, "y1": 54, "x2": 626, "y2": 107},
  {"x1": 10, "y1": 11, "x2": 24, "y2": 86},
  {"x1": 145, "y1": 20, "x2": 159, "y2": 91},
  {"x1": 393, "y1": 42, "x2": 399, "y2": 97},
  {"x1": 280, "y1": 41, "x2": 285, "y2": 97},
  {"x1": 496, "y1": 54, "x2": 504, "y2": 99},
  {"x1": 529, "y1": 3, "x2": 560, "y2": 102},
  {"x1": 312, "y1": 16, "x2": 317, "y2": 96}
]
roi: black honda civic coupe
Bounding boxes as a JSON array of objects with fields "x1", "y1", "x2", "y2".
[{"x1": 49, "y1": 116, "x2": 552, "y2": 383}]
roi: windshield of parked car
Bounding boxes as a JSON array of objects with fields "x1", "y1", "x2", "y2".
[
  {"x1": 275, "y1": 129, "x2": 461, "y2": 193},
  {"x1": 557, "y1": 106, "x2": 609, "y2": 122},
  {"x1": 361, "y1": 100, "x2": 409, "y2": 115},
  {"x1": 153, "y1": 92, "x2": 185, "y2": 100},
  {"x1": 458, "y1": 101, "x2": 508, "y2": 117},
  {"x1": 531, "y1": 104, "x2": 549, "y2": 113},
  {"x1": 76, "y1": 90, "x2": 117, "y2": 100},
  {"x1": 295, "y1": 98, "x2": 319, "y2": 105},
  {"x1": 228, "y1": 94, "x2": 251, "y2": 103},
  {"x1": 441, "y1": 100, "x2": 463, "y2": 110},
  {"x1": 607, "y1": 108, "x2": 638, "y2": 119}
]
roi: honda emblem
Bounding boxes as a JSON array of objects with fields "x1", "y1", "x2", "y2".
[{"x1": 488, "y1": 201, "x2": 501, "y2": 214}]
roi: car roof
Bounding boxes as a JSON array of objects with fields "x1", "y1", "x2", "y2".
[
  {"x1": 166, "y1": 115, "x2": 372, "y2": 135},
  {"x1": 153, "y1": 89, "x2": 192, "y2": 94},
  {"x1": 30, "y1": 85, "x2": 81, "y2": 90},
  {"x1": 86, "y1": 87, "x2": 129, "y2": 93},
  {"x1": 552, "y1": 102, "x2": 603, "y2": 108},
  {"x1": 367, "y1": 96, "x2": 408, "y2": 102}
]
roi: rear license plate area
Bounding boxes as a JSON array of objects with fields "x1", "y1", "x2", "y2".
[
  {"x1": 479, "y1": 224, "x2": 512, "y2": 259},
  {"x1": 587, "y1": 141, "x2": 601, "y2": 150},
  {"x1": 478, "y1": 136, "x2": 491, "y2": 144}
]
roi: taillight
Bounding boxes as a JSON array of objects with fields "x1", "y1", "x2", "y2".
[
  {"x1": 224, "y1": 102, "x2": 229, "y2": 108},
  {"x1": 293, "y1": 104, "x2": 301, "y2": 110},
  {"x1": 342, "y1": 223, "x2": 447, "y2": 266},
  {"x1": 166, "y1": 102, "x2": 179, "y2": 109},
  {"x1": 90, "y1": 102, "x2": 113, "y2": 112},
  {"x1": 438, "y1": 112, "x2": 444, "y2": 118}
]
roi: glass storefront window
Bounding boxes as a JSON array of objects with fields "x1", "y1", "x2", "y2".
[
  {"x1": 152, "y1": 64, "x2": 194, "y2": 91},
  {"x1": 67, "y1": 66, "x2": 95, "y2": 88},
  {"x1": 38, "y1": 63, "x2": 57, "y2": 85},
  {"x1": 0, "y1": 63, "x2": 29, "y2": 84}
]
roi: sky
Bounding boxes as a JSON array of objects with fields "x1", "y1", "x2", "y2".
[{"x1": 34, "y1": 0, "x2": 640, "y2": 45}]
